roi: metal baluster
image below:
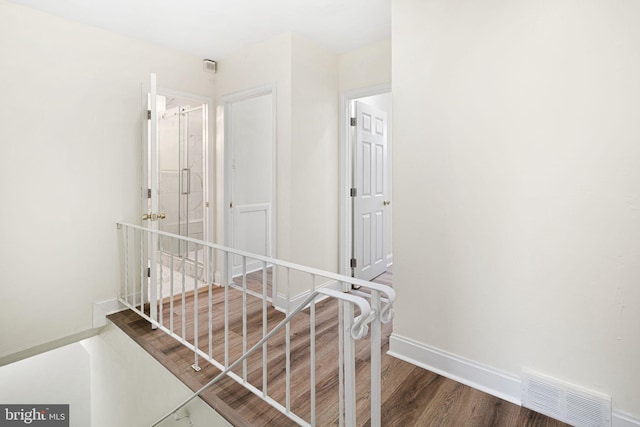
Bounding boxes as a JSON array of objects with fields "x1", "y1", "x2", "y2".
[
  {"x1": 338, "y1": 297, "x2": 345, "y2": 427},
  {"x1": 169, "y1": 237, "x2": 174, "y2": 335},
  {"x1": 344, "y1": 299, "x2": 356, "y2": 426},
  {"x1": 159, "y1": 236, "x2": 163, "y2": 328},
  {"x1": 310, "y1": 274, "x2": 317, "y2": 427},
  {"x1": 140, "y1": 229, "x2": 144, "y2": 313},
  {"x1": 208, "y1": 246, "x2": 213, "y2": 360},
  {"x1": 262, "y1": 260, "x2": 268, "y2": 398},
  {"x1": 181, "y1": 245, "x2": 186, "y2": 342},
  {"x1": 193, "y1": 244, "x2": 200, "y2": 371},
  {"x1": 370, "y1": 290, "x2": 382, "y2": 427},
  {"x1": 124, "y1": 226, "x2": 129, "y2": 305},
  {"x1": 286, "y1": 267, "x2": 291, "y2": 413},
  {"x1": 242, "y1": 256, "x2": 248, "y2": 382},
  {"x1": 224, "y1": 251, "x2": 229, "y2": 368}
]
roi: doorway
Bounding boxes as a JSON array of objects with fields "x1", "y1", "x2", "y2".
[
  {"x1": 221, "y1": 86, "x2": 276, "y2": 281},
  {"x1": 340, "y1": 85, "x2": 393, "y2": 280},
  {"x1": 145, "y1": 82, "x2": 212, "y2": 300}
]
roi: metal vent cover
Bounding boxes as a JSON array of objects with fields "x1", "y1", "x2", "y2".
[
  {"x1": 522, "y1": 370, "x2": 611, "y2": 427},
  {"x1": 203, "y1": 59, "x2": 217, "y2": 74}
]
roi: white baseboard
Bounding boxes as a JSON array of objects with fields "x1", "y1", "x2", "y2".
[
  {"x1": 614, "y1": 411, "x2": 640, "y2": 427},
  {"x1": 388, "y1": 333, "x2": 521, "y2": 405},
  {"x1": 273, "y1": 279, "x2": 341, "y2": 313},
  {"x1": 92, "y1": 298, "x2": 127, "y2": 328},
  {"x1": 388, "y1": 333, "x2": 640, "y2": 426}
]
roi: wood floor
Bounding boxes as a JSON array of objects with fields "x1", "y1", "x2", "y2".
[{"x1": 108, "y1": 271, "x2": 567, "y2": 427}]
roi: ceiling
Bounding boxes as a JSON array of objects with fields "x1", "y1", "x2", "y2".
[{"x1": 7, "y1": 0, "x2": 390, "y2": 59}]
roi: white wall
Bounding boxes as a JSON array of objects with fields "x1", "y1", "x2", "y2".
[
  {"x1": 290, "y1": 34, "x2": 339, "y2": 274},
  {"x1": 231, "y1": 94, "x2": 274, "y2": 209},
  {"x1": 81, "y1": 324, "x2": 229, "y2": 427},
  {"x1": 230, "y1": 93, "x2": 274, "y2": 274},
  {"x1": 338, "y1": 39, "x2": 391, "y2": 93},
  {"x1": 216, "y1": 33, "x2": 339, "y2": 301},
  {"x1": 215, "y1": 33, "x2": 293, "y2": 262},
  {"x1": 392, "y1": 0, "x2": 640, "y2": 417},
  {"x1": 0, "y1": 0, "x2": 214, "y2": 360},
  {"x1": 0, "y1": 343, "x2": 91, "y2": 427},
  {"x1": 337, "y1": 41, "x2": 392, "y2": 277}
]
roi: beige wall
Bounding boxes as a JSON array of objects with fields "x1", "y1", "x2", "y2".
[
  {"x1": 215, "y1": 33, "x2": 339, "y2": 302},
  {"x1": 214, "y1": 33, "x2": 293, "y2": 262},
  {"x1": 338, "y1": 39, "x2": 391, "y2": 93},
  {"x1": 0, "y1": 342, "x2": 91, "y2": 426},
  {"x1": 82, "y1": 324, "x2": 229, "y2": 427},
  {"x1": 392, "y1": 0, "x2": 640, "y2": 416},
  {"x1": 0, "y1": 0, "x2": 214, "y2": 359},
  {"x1": 290, "y1": 34, "x2": 339, "y2": 273}
]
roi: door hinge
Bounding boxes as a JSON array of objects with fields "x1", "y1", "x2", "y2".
[
  {"x1": 350, "y1": 117, "x2": 357, "y2": 126},
  {"x1": 350, "y1": 258, "x2": 357, "y2": 269},
  {"x1": 350, "y1": 188, "x2": 357, "y2": 197},
  {"x1": 147, "y1": 110, "x2": 151, "y2": 120},
  {"x1": 147, "y1": 267, "x2": 151, "y2": 278},
  {"x1": 147, "y1": 188, "x2": 152, "y2": 198}
]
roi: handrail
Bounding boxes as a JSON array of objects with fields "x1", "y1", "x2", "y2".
[
  {"x1": 117, "y1": 221, "x2": 396, "y2": 308},
  {"x1": 151, "y1": 288, "x2": 371, "y2": 426},
  {"x1": 117, "y1": 222, "x2": 395, "y2": 427}
]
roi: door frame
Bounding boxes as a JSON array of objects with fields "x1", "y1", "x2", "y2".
[
  {"x1": 141, "y1": 79, "x2": 214, "y2": 316},
  {"x1": 217, "y1": 84, "x2": 277, "y2": 286},
  {"x1": 339, "y1": 83, "x2": 391, "y2": 277}
]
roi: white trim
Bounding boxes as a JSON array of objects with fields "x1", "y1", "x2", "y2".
[
  {"x1": 339, "y1": 83, "x2": 392, "y2": 277},
  {"x1": 388, "y1": 333, "x2": 640, "y2": 426},
  {"x1": 92, "y1": 298, "x2": 127, "y2": 328},
  {"x1": 386, "y1": 254, "x2": 393, "y2": 268},
  {"x1": 272, "y1": 279, "x2": 341, "y2": 314},
  {"x1": 0, "y1": 329, "x2": 102, "y2": 368},
  {"x1": 388, "y1": 333, "x2": 521, "y2": 405},
  {"x1": 613, "y1": 411, "x2": 640, "y2": 427},
  {"x1": 231, "y1": 202, "x2": 272, "y2": 277},
  {"x1": 219, "y1": 84, "x2": 277, "y2": 294}
]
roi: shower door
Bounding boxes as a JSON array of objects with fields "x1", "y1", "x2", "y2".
[
  {"x1": 145, "y1": 75, "x2": 209, "y2": 311},
  {"x1": 157, "y1": 101, "x2": 207, "y2": 260}
]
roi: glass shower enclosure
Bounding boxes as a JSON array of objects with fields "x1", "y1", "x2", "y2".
[{"x1": 157, "y1": 97, "x2": 207, "y2": 262}]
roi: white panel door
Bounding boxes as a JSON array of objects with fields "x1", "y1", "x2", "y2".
[
  {"x1": 232, "y1": 203, "x2": 271, "y2": 276},
  {"x1": 353, "y1": 101, "x2": 388, "y2": 280},
  {"x1": 227, "y1": 92, "x2": 274, "y2": 278}
]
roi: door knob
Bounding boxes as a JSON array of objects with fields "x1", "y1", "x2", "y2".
[
  {"x1": 142, "y1": 212, "x2": 166, "y2": 221},
  {"x1": 383, "y1": 200, "x2": 391, "y2": 206}
]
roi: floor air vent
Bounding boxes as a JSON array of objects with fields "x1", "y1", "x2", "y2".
[{"x1": 521, "y1": 370, "x2": 611, "y2": 427}]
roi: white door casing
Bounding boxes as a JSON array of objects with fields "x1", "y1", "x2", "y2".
[
  {"x1": 223, "y1": 88, "x2": 275, "y2": 280},
  {"x1": 353, "y1": 101, "x2": 388, "y2": 280}
]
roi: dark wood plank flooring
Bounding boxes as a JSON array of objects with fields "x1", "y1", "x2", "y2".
[{"x1": 108, "y1": 270, "x2": 567, "y2": 427}]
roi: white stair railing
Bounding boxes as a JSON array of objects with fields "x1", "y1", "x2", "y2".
[{"x1": 116, "y1": 222, "x2": 395, "y2": 426}]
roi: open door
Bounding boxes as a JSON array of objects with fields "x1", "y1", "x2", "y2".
[
  {"x1": 143, "y1": 74, "x2": 210, "y2": 321},
  {"x1": 352, "y1": 101, "x2": 389, "y2": 280},
  {"x1": 143, "y1": 73, "x2": 161, "y2": 324}
]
